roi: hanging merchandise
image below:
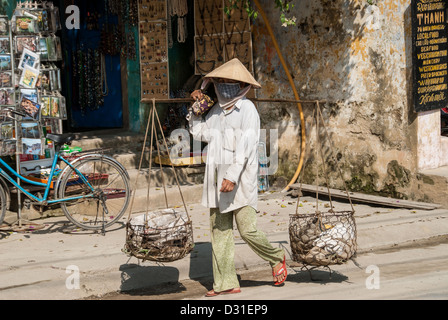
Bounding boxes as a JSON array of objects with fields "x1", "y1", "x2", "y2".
[
  {"x1": 138, "y1": 0, "x2": 170, "y2": 99},
  {"x1": 73, "y1": 48, "x2": 106, "y2": 116},
  {"x1": 129, "y1": 0, "x2": 139, "y2": 27},
  {"x1": 86, "y1": 11, "x2": 100, "y2": 31},
  {"x1": 194, "y1": 0, "x2": 254, "y2": 75},
  {"x1": 66, "y1": 1, "x2": 125, "y2": 128},
  {"x1": 177, "y1": 16, "x2": 188, "y2": 43},
  {"x1": 169, "y1": 0, "x2": 188, "y2": 44},
  {"x1": 99, "y1": 23, "x2": 121, "y2": 56},
  {"x1": 0, "y1": 14, "x2": 16, "y2": 158}
]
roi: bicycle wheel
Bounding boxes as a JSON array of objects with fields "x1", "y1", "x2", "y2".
[
  {"x1": 58, "y1": 155, "x2": 131, "y2": 231},
  {"x1": 0, "y1": 185, "x2": 6, "y2": 226}
]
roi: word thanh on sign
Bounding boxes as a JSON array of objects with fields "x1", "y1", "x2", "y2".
[{"x1": 416, "y1": 10, "x2": 445, "y2": 25}]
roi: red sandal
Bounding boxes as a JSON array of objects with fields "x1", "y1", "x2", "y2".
[{"x1": 273, "y1": 256, "x2": 287, "y2": 286}]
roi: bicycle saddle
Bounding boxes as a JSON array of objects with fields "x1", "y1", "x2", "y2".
[{"x1": 46, "y1": 133, "x2": 75, "y2": 145}]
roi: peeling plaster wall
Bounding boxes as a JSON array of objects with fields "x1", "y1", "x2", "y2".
[{"x1": 252, "y1": 0, "x2": 429, "y2": 199}]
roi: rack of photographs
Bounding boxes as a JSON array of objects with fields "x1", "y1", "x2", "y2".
[
  {"x1": 0, "y1": 15, "x2": 19, "y2": 159},
  {"x1": 194, "y1": 0, "x2": 253, "y2": 75},
  {"x1": 0, "y1": 3, "x2": 67, "y2": 176},
  {"x1": 138, "y1": 0, "x2": 170, "y2": 99}
]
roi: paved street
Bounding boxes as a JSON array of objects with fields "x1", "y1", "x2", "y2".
[
  {"x1": 1, "y1": 191, "x2": 448, "y2": 300},
  {"x1": 99, "y1": 236, "x2": 448, "y2": 300}
]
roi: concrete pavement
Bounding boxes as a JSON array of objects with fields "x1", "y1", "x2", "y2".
[{"x1": 0, "y1": 190, "x2": 447, "y2": 300}]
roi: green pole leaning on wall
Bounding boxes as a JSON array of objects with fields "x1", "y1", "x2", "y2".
[{"x1": 252, "y1": 0, "x2": 306, "y2": 192}]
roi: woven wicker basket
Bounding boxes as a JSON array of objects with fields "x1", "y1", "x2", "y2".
[
  {"x1": 124, "y1": 101, "x2": 195, "y2": 263},
  {"x1": 289, "y1": 211, "x2": 357, "y2": 267},
  {"x1": 124, "y1": 209, "x2": 194, "y2": 262}
]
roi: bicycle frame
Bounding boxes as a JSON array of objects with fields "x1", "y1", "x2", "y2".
[{"x1": 0, "y1": 150, "x2": 95, "y2": 205}]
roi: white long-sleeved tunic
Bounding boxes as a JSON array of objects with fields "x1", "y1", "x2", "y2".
[{"x1": 188, "y1": 97, "x2": 260, "y2": 214}]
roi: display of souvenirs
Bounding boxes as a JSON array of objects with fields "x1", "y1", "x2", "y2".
[{"x1": 1, "y1": 3, "x2": 66, "y2": 168}]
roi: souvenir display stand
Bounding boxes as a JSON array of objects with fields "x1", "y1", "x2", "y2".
[{"x1": 0, "y1": 2, "x2": 66, "y2": 231}]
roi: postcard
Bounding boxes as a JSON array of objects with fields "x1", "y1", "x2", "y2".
[
  {"x1": 19, "y1": 96, "x2": 40, "y2": 120},
  {"x1": 0, "y1": 36, "x2": 10, "y2": 54},
  {"x1": 0, "y1": 88, "x2": 15, "y2": 105},
  {"x1": 20, "y1": 122, "x2": 41, "y2": 139},
  {"x1": 15, "y1": 35, "x2": 38, "y2": 53},
  {"x1": 1, "y1": 140, "x2": 17, "y2": 156},
  {"x1": 1, "y1": 122, "x2": 14, "y2": 139},
  {"x1": 0, "y1": 55, "x2": 11, "y2": 71},
  {"x1": 0, "y1": 72, "x2": 12, "y2": 87},
  {"x1": 50, "y1": 96, "x2": 60, "y2": 118},
  {"x1": 0, "y1": 17, "x2": 8, "y2": 35},
  {"x1": 15, "y1": 17, "x2": 37, "y2": 34},
  {"x1": 22, "y1": 138, "x2": 42, "y2": 156},
  {"x1": 40, "y1": 96, "x2": 50, "y2": 117},
  {"x1": 19, "y1": 48, "x2": 40, "y2": 70},
  {"x1": 19, "y1": 65, "x2": 40, "y2": 88}
]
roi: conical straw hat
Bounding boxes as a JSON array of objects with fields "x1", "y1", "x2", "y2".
[{"x1": 204, "y1": 58, "x2": 261, "y2": 89}]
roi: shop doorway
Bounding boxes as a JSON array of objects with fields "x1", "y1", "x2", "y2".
[{"x1": 59, "y1": 0, "x2": 125, "y2": 132}]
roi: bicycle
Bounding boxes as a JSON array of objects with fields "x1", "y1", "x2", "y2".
[{"x1": 0, "y1": 109, "x2": 131, "y2": 232}]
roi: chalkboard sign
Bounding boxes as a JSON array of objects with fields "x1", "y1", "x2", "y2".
[{"x1": 412, "y1": 0, "x2": 448, "y2": 112}]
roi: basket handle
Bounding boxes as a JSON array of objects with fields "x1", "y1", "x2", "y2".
[
  {"x1": 126, "y1": 99, "x2": 191, "y2": 223},
  {"x1": 152, "y1": 99, "x2": 191, "y2": 222},
  {"x1": 127, "y1": 99, "x2": 155, "y2": 222}
]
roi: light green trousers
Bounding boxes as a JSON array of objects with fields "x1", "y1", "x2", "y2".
[{"x1": 210, "y1": 206, "x2": 285, "y2": 292}]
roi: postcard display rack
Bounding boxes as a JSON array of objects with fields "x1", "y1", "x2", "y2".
[
  {"x1": 138, "y1": 0, "x2": 170, "y2": 100},
  {"x1": 194, "y1": 0, "x2": 254, "y2": 75},
  {"x1": 0, "y1": 3, "x2": 66, "y2": 178}
]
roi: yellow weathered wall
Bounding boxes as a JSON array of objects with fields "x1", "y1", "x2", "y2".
[{"x1": 253, "y1": 0, "x2": 423, "y2": 199}]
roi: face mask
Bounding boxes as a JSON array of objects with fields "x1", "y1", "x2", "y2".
[{"x1": 215, "y1": 82, "x2": 241, "y2": 99}]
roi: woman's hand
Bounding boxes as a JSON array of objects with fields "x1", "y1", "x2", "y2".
[
  {"x1": 220, "y1": 179, "x2": 235, "y2": 193},
  {"x1": 191, "y1": 90, "x2": 204, "y2": 101}
]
